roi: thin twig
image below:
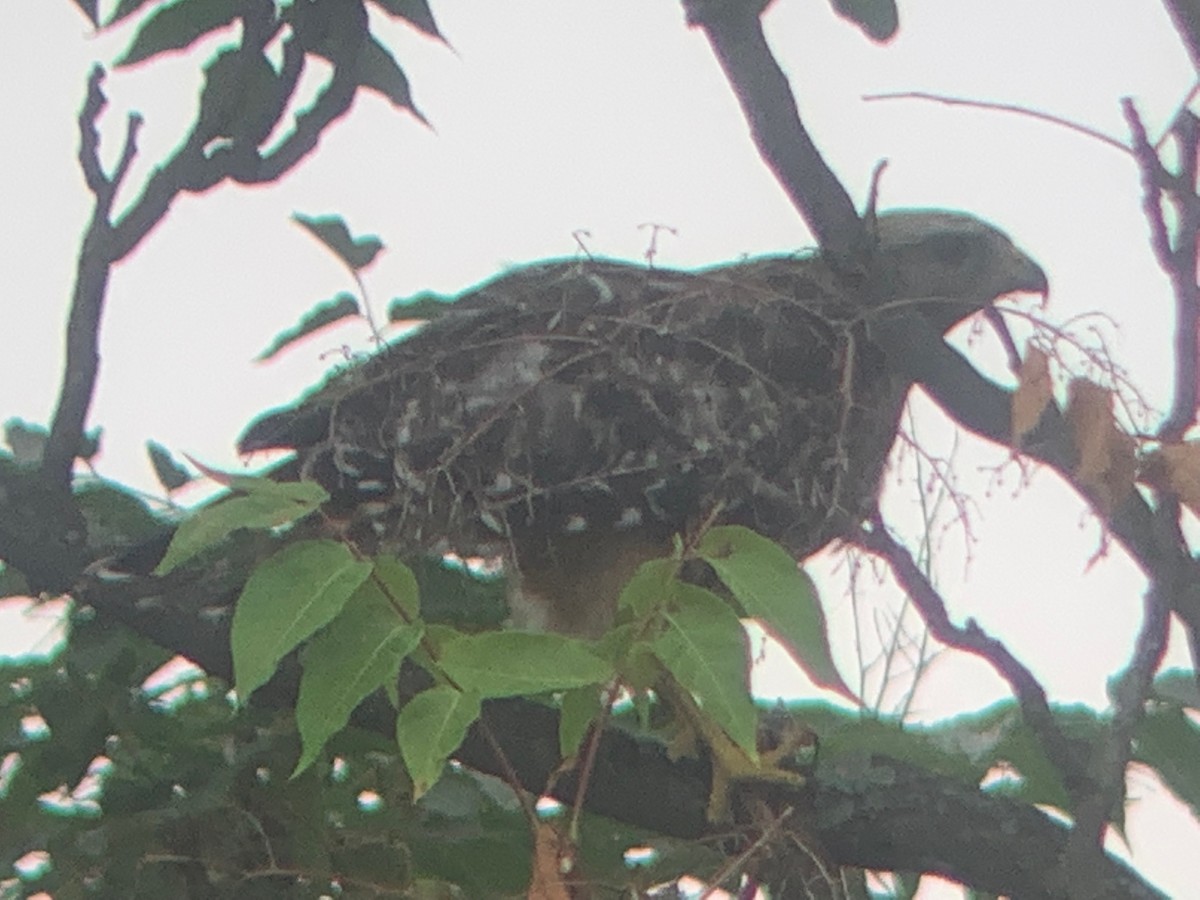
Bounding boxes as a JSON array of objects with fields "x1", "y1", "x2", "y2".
[
  {"x1": 76, "y1": 66, "x2": 106, "y2": 194},
  {"x1": 1125, "y1": 100, "x2": 1200, "y2": 442},
  {"x1": 864, "y1": 91, "x2": 1131, "y2": 155},
  {"x1": 566, "y1": 683, "x2": 619, "y2": 841},
  {"x1": 698, "y1": 806, "x2": 793, "y2": 900},
  {"x1": 855, "y1": 514, "x2": 1090, "y2": 805},
  {"x1": 476, "y1": 713, "x2": 542, "y2": 827}
]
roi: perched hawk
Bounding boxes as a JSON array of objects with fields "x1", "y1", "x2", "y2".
[{"x1": 237, "y1": 210, "x2": 1046, "y2": 637}]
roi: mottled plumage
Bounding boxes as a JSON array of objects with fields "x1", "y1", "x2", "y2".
[{"x1": 239, "y1": 211, "x2": 1045, "y2": 635}]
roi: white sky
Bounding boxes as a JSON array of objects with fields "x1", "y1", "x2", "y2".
[{"x1": 2, "y1": 0, "x2": 1199, "y2": 895}]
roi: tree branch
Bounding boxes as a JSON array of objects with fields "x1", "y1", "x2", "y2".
[
  {"x1": 877, "y1": 311, "x2": 1200, "y2": 641},
  {"x1": 1066, "y1": 567, "x2": 1171, "y2": 893},
  {"x1": 1126, "y1": 101, "x2": 1200, "y2": 442},
  {"x1": 854, "y1": 515, "x2": 1093, "y2": 806},
  {"x1": 42, "y1": 67, "x2": 142, "y2": 487},
  {"x1": 1163, "y1": 0, "x2": 1200, "y2": 72},
  {"x1": 71, "y1": 561, "x2": 1163, "y2": 898},
  {"x1": 1061, "y1": 100, "x2": 1199, "y2": 894},
  {"x1": 682, "y1": 0, "x2": 866, "y2": 262}
]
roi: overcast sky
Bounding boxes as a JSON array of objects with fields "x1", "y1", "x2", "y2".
[{"x1": 2, "y1": 1, "x2": 1198, "y2": 895}]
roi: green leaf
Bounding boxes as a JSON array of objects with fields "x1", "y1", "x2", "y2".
[
  {"x1": 293, "y1": 213, "x2": 384, "y2": 271},
  {"x1": 652, "y1": 584, "x2": 756, "y2": 760},
  {"x1": 439, "y1": 632, "x2": 613, "y2": 699},
  {"x1": 1135, "y1": 705, "x2": 1200, "y2": 820},
  {"x1": 373, "y1": 554, "x2": 421, "y2": 619},
  {"x1": 146, "y1": 440, "x2": 192, "y2": 492},
  {"x1": 231, "y1": 540, "x2": 372, "y2": 700},
  {"x1": 356, "y1": 35, "x2": 426, "y2": 121},
  {"x1": 197, "y1": 47, "x2": 287, "y2": 146},
  {"x1": 399, "y1": 773, "x2": 534, "y2": 895},
  {"x1": 616, "y1": 558, "x2": 681, "y2": 619},
  {"x1": 829, "y1": 0, "x2": 898, "y2": 42},
  {"x1": 408, "y1": 556, "x2": 507, "y2": 628},
  {"x1": 70, "y1": 0, "x2": 100, "y2": 27},
  {"x1": 4, "y1": 418, "x2": 47, "y2": 464},
  {"x1": 892, "y1": 873, "x2": 923, "y2": 900},
  {"x1": 293, "y1": 579, "x2": 424, "y2": 775},
  {"x1": 105, "y1": 0, "x2": 155, "y2": 27},
  {"x1": 4, "y1": 419, "x2": 102, "y2": 464},
  {"x1": 387, "y1": 291, "x2": 457, "y2": 323},
  {"x1": 211, "y1": 471, "x2": 329, "y2": 504},
  {"x1": 985, "y1": 712, "x2": 1072, "y2": 810},
  {"x1": 368, "y1": 0, "x2": 443, "y2": 40},
  {"x1": 790, "y1": 699, "x2": 1083, "y2": 811},
  {"x1": 154, "y1": 479, "x2": 327, "y2": 575},
  {"x1": 256, "y1": 293, "x2": 361, "y2": 361},
  {"x1": 79, "y1": 426, "x2": 103, "y2": 462},
  {"x1": 75, "y1": 482, "x2": 164, "y2": 554},
  {"x1": 115, "y1": 0, "x2": 241, "y2": 67},
  {"x1": 288, "y1": 0, "x2": 368, "y2": 59},
  {"x1": 0, "y1": 564, "x2": 29, "y2": 599},
  {"x1": 1152, "y1": 668, "x2": 1200, "y2": 709},
  {"x1": 396, "y1": 686, "x2": 481, "y2": 798},
  {"x1": 697, "y1": 526, "x2": 854, "y2": 701},
  {"x1": 559, "y1": 686, "x2": 602, "y2": 759}
]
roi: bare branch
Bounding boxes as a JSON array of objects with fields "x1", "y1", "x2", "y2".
[
  {"x1": 43, "y1": 67, "x2": 142, "y2": 486},
  {"x1": 75, "y1": 572, "x2": 1167, "y2": 898},
  {"x1": 76, "y1": 66, "x2": 106, "y2": 194},
  {"x1": 1066, "y1": 535, "x2": 1171, "y2": 891},
  {"x1": 854, "y1": 515, "x2": 1092, "y2": 806},
  {"x1": 1125, "y1": 100, "x2": 1200, "y2": 442},
  {"x1": 885, "y1": 314, "x2": 1200, "y2": 672},
  {"x1": 1163, "y1": 0, "x2": 1200, "y2": 73},
  {"x1": 865, "y1": 91, "x2": 1132, "y2": 156},
  {"x1": 682, "y1": 0, "x2": 865, "y2": 262}
]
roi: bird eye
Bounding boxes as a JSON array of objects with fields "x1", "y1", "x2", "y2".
[{"x1": 927, "y1": 234, "x2": 973, "y2": 266}]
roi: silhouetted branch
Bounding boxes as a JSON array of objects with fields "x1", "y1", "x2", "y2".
[
  {"x1": 1163, "y1": 0, "x2": 1200, "y2": 72},
  {"x1": 232, "y1": 53, "x2": 356, "y2": 185},
  {"x1": 43, "y1": 66, "x2": 142, "y2": 487},
  {"x1": 75, "y1": 66, "x2": 106, "y2": 195},
  {"x1": 682, "y1": 0, "x2": 866, "y2": 262},
  {"x1": 864, "y1": 91, "x2": 1132, "y2": 155},
  {"x1": 884, "y1": 317, "x2": 1200, "y2": 661},
  {"x1": 1066, "y1": 562, "x2": 1171, "y2": 893},
  {"x1": 1057, "y1": 98, "x2": 1200, "y2": 894},
  {"x1": 854, "y1": 515, "x2": 1092, "y2": 807},
  {"x1": 1126, "y1": 101, "x2": 1200, "y2": 442}
]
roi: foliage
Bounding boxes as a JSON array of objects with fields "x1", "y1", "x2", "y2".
[{"x1": 3, "y1": 0, "x2": 1199, "y2": 897}]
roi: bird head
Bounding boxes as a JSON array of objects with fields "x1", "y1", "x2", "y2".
[{"x1": 867, "y1": 210, "x2": 1048, "y2": 334}]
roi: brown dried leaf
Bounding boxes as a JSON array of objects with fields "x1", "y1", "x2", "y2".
[
  {"x1": 1065, "y1": 379, "x2": 1136, "y2": 514},
  {"x1": 1012, "y1": 346, "x2": 1053, "y2": 443},
  {"x1": 1140, "y1": 442, "x2": 1200, "y2": 517},
  {"x1": 528, "y1": 823, "x2": 572, "y2": 900}
]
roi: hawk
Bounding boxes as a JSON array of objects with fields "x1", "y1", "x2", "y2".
[{"x1": 237, "y1": 210, "x2": 1046, "y2": 637}]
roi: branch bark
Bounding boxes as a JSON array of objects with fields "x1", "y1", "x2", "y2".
[
  {"x1": 42, "y1": 67, "x2": 141, "y2": 488},
  {"x1": 683, "y1": 0, "x2": 866, "y2": 263},
  {"x1": 71, "y1": 568, "x2": 1164, "y2": 899}
]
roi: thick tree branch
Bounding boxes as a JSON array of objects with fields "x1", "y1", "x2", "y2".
[
  {"x1": 70, "y1": 570, "x2": 1162, "y2": 899},
  {"x1": 1163, "y1": 0, "x2": 1200, "y2": 72},
  {"x1": 879, "y1": 314, "x2": 1200, "y2": 640},
  {"x1": 682, "y1": 0, "x2": 866, "y2": 262}
]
